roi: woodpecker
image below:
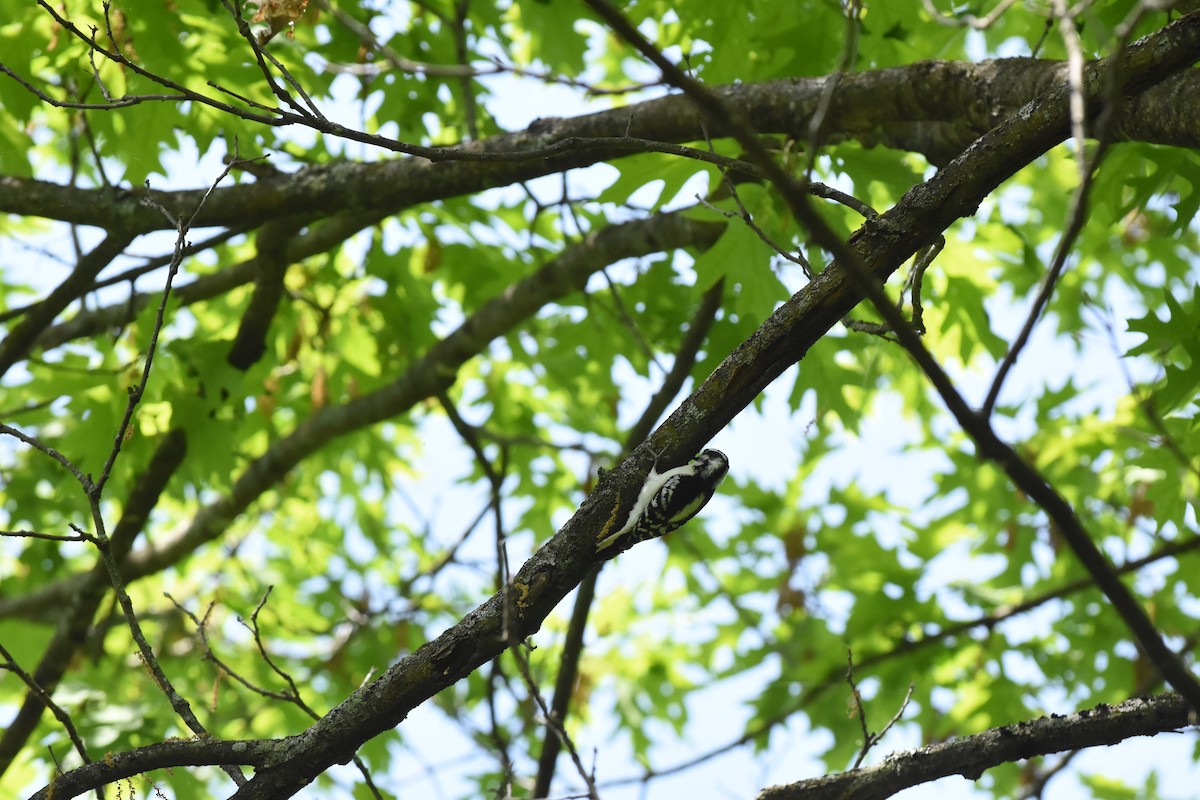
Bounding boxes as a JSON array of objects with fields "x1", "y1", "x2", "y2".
[{"x1": 595, "y1": 449, "x2": 729, "y2": 559}]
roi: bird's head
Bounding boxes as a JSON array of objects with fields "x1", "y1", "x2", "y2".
[{"x1": 693, "y1": 449, "x2": 730, "y2": 483}]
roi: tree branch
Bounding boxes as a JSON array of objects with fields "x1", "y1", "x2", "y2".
[
  {"x1": 227, "y1": 216, "x2": 309, "y2": 370},
  {"x1": 28, "y1": 737, "x2": 276, "y2": 800},
  {"x1": 583, "y1": 0, "x2": 1200, "y2": 710},
  {"x1": 0, "y1": 232, "x2": 133, "y2": 379},
  {"x1": 216, "y1": 13, "x2": 1200, "y2": 792},
  {"x1": 0, "y1": 428, "x2": 188, "y2": 775},
  {"x1": 18, "y1": 13, "x2": 1200, "y2": 798},
  {"x1": 754, "y1": 694, "x2": 1194, "y2": 800},
  {"x1": 533, "y1": 279, "x2": 725, "y2": 797},
  {"x1": 2, "y1": 62, "x2": 1199, "y2": 232},
  {"x1": 0, "y1": 211, "x2": 725, "y2": 624}
]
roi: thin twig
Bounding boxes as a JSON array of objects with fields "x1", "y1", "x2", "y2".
[
  {"x1": 76, "y1": 163, "x2": 248, "y2": 787},
  {"x1": 805, "y1": 0, "x2": 862, "y2": 180},
  {"x1": 166, "y1": 590, "x2": 385, "y2": 798},
  {"x1": 311, "y1": 0, "x2": 658, "y2": 97},
  {"x1": 0, "y1": 642, "x2": 92, "y2": 768},
  {"x1": 511, "y1": 644, "x2": 601, "y2": 800},
  {"x1": 923, "y1": 0, "x2": 1022, "y2": 29},
  {"x1": 846, "y1": 649, "x2": 915, "y2": 770},
  {"x1": 437, "y1": 391, "x2": 512, "y2": 638},
  {"x1": 16, "y1": 5, "x2": 764, "y2": 168},
  {"x1": 982, "y1": 5, "x2": 1136, "y2": 416},
  {"x1": 92, "y1": 161, "x2": 236, "y2": 496},
  {"x1": 0, "y1": 424, "x2": 89, "y2": 487},
  {"x1": 0, "y1": 528, "x2": 96, "y2": 544}
]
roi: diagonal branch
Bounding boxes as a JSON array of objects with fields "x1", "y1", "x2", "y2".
[
  {"x1": 3, "y1": 62, "x2": 1200, "y2": 233},
  {"x1": 582, "y1": 0, "x2": 1200, "y2": 712},
  {"x1": 982, "y1": 3, "x2": 1136, "y2": 415},
  {"x1": 533, "y1": 279, "x2": 725, "y2": 797},
  {"x1": 0, "y1": 232, "x2": 134, "y2": 379},
  {"x1": 754, "y1": 694, "x2": 1194, "y2": 800},
  {"x1": 227, "y1": 13, "x2": 1200, "y2": 795},
  {"x1": 0, "y1": 211, "x2": 726, "y2": 624}
]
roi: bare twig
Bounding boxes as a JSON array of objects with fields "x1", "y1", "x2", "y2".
[
  {"x1": 600, "y1": 269, "x2": 665, "y2": 372},
  {"x1": 696, "y1": 190, "x2": 812, "y2": 274},
  {"x1": 982, "y1": 5, "x2": 1139, "y2": 416},
  {"x1": 512, "y1": 644, "x2": 601, "y2": 800},
  {"x1": 0, "y1": 428, "x2": 188, "y2": 777},
  {"x1": 906, "y1": 237, "x2": 939, "y2": 335},
  {"x1": 166, "y1": 589, "x2": 385, "y2": 799},
  {"x1": 923, "y1": 0, "x2": 1022, "y2": 29},
  {"x1": 846, "y1": 650, "x2": 915, "y2": 770},
  {"x1": 92, "y1": 165, "x2": 233, "y2": 496},
  {"x1": 484, "y1": 657, "x2": 515, "y2": 794},
  {"x1": 843, "y1": 237, "x2": 939, "y2": 340},
  {"x1": 311, "y1": 0, "x2": 658, "y2": 97},
  {"x1": 1051, "y1": 0, "x2": 1089, "y2": 177},
  {"x1": 436, "y1": 391, "x2": 519, "y2": 790},
  {"x1": 0, "y1": 424, "x2": 89, "y2": 487},
  {"x1": 68, "y1": 163, "x2": 247, "y2": 788},
  {"x1": 805, "y1": 0, "x2": 862, "y2": 180},
  {"x1": 214, "y1": 0, "x2": 326, "y2": 120},
  {"x1": 13, "y1": 5, "x2": 766, "y2": 169},
  {"x1": 1017, "y1": 750, "x2": 1080, "y2": 800},
  {"x1": 0, "y1": 528, "x2": 96, "y2": 544},
  {"x1": 0, "y1": 642, "x2": 92, "y2": 768},
  {"x1": 436, "y1": 392, "x2": 512, "y2": 636}
]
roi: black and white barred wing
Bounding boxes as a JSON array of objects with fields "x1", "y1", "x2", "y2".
[{"x1": 595, "y1": 449, "x2": 729, "y2": 558}]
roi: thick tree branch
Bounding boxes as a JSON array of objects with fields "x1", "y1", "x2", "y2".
[
  {"x1": 754, "y1": 694, "x2": 1194, "y2": 800},
  {"x1": 35, "y1": 10, "x2": 1200, "y2": 796},
  {"x1": 210, "y1": 18, "x2": 1200, "y2": 796},
  {"x1": 17, "y1": 14, "x2": 1200, "y2": 799},
  {"x1": 2, "y1": 62, "x2": 1199, "y2": 232},
  {"x1": 28, "y1": 737, "x2": 276, "y2": 800},
  {"x1": 227, "y1": 216, "x2": 308, "y2": 370},
  {"x1": 533, "y1": 279, "x2": 726, "y2": 797}
]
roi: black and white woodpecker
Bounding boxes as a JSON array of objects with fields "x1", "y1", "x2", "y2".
[{"x1": 595, "y1": 449, "x2": 729, "y2": 559}]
